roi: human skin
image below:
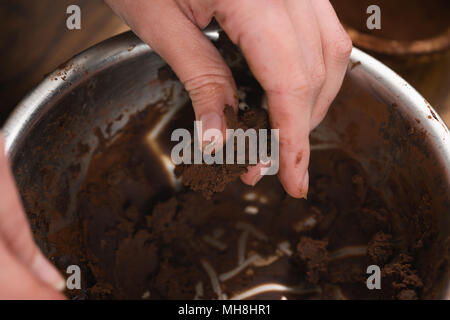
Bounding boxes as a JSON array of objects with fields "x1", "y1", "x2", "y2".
[
  {"x1": 105, "y1": 0, "x2": 352, "y2": 198},
  {"x1": 0, "y1": 134, "x2": 65, "y2": 299},
  {"x1": 0, "y1": 0, "x2": 351, "y2": 299}
]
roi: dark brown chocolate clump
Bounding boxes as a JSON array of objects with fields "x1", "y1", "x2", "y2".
[
  {"x1": 382, "y1": 254, "x2": 423, "y2": 300},
  {"x1": 175, "y1": 105, "x2": 270, "y2": 199},
  {"x1": 294, "y1": 237, "x2": 329, "y2": 284},
  {"x1": 367, "y1": 232, "x2": 394, "y2": 265}
]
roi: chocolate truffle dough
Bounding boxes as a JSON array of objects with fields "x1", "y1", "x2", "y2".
[
  {"x1": 175, "y1": 104, "x2": 271, "y2": 199},
  {"x1": 46, "y1": 36, "x2": 445, "y2": 300}
]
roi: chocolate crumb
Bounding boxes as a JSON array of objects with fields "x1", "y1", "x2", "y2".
[
  {"x1": 175, "y1": 105, "x2": 270, "y2": 199},
  {"x1": 368, "y1": 232, "x2": 394, "y2": 265},
  {"x1": 294, "y1": 237, "x2": 329, "y2": 284}
]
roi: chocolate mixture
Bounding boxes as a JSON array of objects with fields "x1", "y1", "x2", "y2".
[
  {"x1": 175, "y1": 105, "x2": 270, "y2": 199},
  {"x1": 42, "y1": 35, "x2": 448, "y2": 300},
  {"x1": 46, "y1": 95, "x2": 436, "y2": 300}
]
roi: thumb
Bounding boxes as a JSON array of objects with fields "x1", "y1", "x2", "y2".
[
  {"x1": 0, "y1": 238, "x2": 65, "y2": 299},
  {"x1": 106, "y1": 0, "x2": 237, "y2": 148},
  {"x1": 0, "y1": 133, "x2": 66, "y2": 292}
]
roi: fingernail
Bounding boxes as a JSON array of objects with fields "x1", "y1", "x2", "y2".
[
  {"x1": 301, "y1": 171, "x2": 309, "y2": 199},
  {"x1": 31, "y1": 253, "x2": 66, "y2": 292},
  {"x1": 250, "y1": 174, "x2": 263, "y2": 186},
  {"x1": 199, "y1": 112, "x2": 223, "y2": 154},
  {"x1": 250, "y1": 160, "x2": 272, "y2": 186}
]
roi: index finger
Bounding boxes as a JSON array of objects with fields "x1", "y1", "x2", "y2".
[{"x1": 215, "y1": 0, "x2": 314, "y2": 198}]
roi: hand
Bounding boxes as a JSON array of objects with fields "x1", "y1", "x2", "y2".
[
  {"x1": 0, "y1": 133, "x2": 65, "y2": 299},
  {"x1": 106, "y1": 0, "x2": 352, "y2": 198}
]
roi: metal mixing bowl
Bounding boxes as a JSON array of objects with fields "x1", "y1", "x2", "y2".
[{"x1": 2, "y1": 31, "x2": 450, "y2": 299}]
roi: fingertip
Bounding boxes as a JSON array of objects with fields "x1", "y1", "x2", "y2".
[
  {"x1": 302, "y1": 170, "x2": 309, "y2": 199},
  {"x1": 198, "y1": 111, "x2": 225, "y2": 154},
  {"x1": 199, "y1": 112, "x2": 223, "y2": 134},
  {"x1": 240, "y1": 166, "x2": 262, "y2": 186},
  {"x1": 0, "y1": 240, "x2": 66, "y2": 299},
  {"x1": 31, "y1": 252, "x2": 66, "y2": 292},
  {"x1": 279, "y1": 165, "x2": 309, "y2": 199},
  {"x1": 240, "y1": 161, "x2": 273, "y2": 186},
  {"x1": 277, "y1": 139, "x2": 311, "y2": 199},
  {"x1": 281, "y1": 181, "x2": 302, "y2": 199},
  {"x1": 240, "y1": 173, "x2": 253, "y2": 186}
]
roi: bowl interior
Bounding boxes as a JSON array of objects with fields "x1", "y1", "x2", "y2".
[{"x1": 5, "y1": 32, "x2": 450, "y2": 299}]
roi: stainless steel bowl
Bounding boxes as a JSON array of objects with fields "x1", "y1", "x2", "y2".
[{"x1": 3, "y1": 31, "x2": 450, "y2": 299}]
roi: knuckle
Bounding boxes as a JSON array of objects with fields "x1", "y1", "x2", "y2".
[
  {"x1": 292, "y1": 81, "x2": 315, "y2": 100},
  {"x1": 268, "y1": 77, "x2": 314, "y2": 101},
  {"x1": 328, "y1": 33, "x2": 353, "y2": 62},
  {"x1": 184, "y1": 73, "x2": 234, "y2": 104}
]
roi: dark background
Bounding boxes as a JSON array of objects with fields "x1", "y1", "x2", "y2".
[{"x1": 0, "y1": 0, "x2": 128, "y2": 125}]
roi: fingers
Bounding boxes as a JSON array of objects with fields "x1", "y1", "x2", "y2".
[
  {"x1": 106, "y1": 0, "x2": 237, "y2": 149},
  {"x1": 0, "y1": 134, "x2": 65, "y2": 292},
  {"x1": 268, "y1": 91, "x2": 311, "y2": 198},
  {"x1": 0, "y1": 239, "x2": 65, "y2": 300},
  {"x1": 241, "y1": 161, "x2": 270, "y2": 186},
  {"x1": 215, "y1": 0, "x2": 314, "y2": 197},
  {"x1": 285, "y1": 0, "x2": 326, "y2": 100},
  {"x1": 310, "y1": 0, "x2": 352, "y2": 129},
  {"x1": 242, "y1": 0, "x2": 325, "y2": 190},
  {"x1": 105, "y1": 0, "x2": 350, "y2": 199}
]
